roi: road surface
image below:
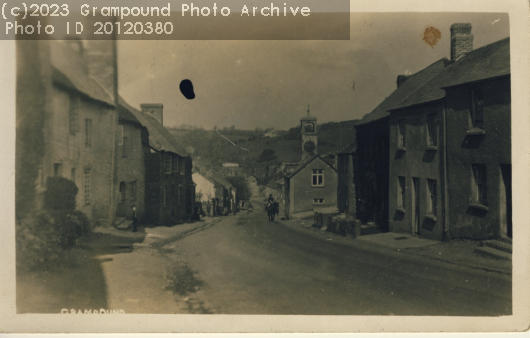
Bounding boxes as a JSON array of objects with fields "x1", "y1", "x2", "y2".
[{"x1": 160, "y1": 206, "x2": 511, "y2": 315}]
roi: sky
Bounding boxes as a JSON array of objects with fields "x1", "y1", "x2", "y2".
[{"x1": 117, "y1": 12, "x2": 509, "y2": 130}]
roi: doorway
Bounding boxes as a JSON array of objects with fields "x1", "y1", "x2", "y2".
[
  {"x1": 412, "y1": 177, "x2": 420, "y2": 235},
  {"x1": 500, "y1": 164, "x2": 512, "y2": 238}
]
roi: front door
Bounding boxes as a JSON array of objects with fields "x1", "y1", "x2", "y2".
[
  {"x1": 500, "y1": 164, "x2": 512, "y2": 238},
  {"x1": 412, "y1": 177, "x2": 420, "y2": 235}
]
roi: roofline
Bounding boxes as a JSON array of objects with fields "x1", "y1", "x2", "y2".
[
  {"x1": 355, "y1": 115, "x2": 390, "y2": 128},
  {"x1": 52, "y1": 77, "x2": 115, "y2": 109},
  {"x1": 285, "y1": 154, "x2": 337, "y2": 179},
  {"x1": 441, "y1": 73, "x2": 511, "y2": 90},
  {"x1": 388, "y1": 98, "x2": 445, "y2": 113}
]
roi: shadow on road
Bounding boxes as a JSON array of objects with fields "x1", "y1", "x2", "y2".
[{"x1": 16, "y1": 229, "x2": 146, "y2": 314}]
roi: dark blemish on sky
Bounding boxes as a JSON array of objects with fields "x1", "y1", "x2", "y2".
[
  {"x1": 423, "y1": 26, "x2": 441, "y2": 48},
  {"x1": 180, "y1": 79, "x2": 195, "y2": 100}
]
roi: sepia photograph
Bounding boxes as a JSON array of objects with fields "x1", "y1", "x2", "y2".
[{"x1": 2, "y1": 0, "x2": 530, "y2": 333}]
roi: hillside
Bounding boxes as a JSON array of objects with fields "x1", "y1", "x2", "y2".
[{"x1": 168, "y1": 119, "x2": 359, "y2": 183}]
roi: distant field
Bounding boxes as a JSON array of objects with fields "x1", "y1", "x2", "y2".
[{"x1": 167, "y1": 119, "x2": 359, "y2": 180}]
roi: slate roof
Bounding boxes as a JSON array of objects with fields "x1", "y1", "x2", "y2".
[
  {"x1": 338, "y1": 142, "x2": 357, "y2": 155},
  {"x1": 209, "y1": 173, "x2": 234, "y2": 191},
  {"x1": 50, "y1": 42, "x2": 114, "y2": 107},
  {"x1": 285, "y1": 155, "x2": 337, "y2": 179},
  {"x1": 390, "y1": 38, "x2": 510, "y2": 111},
  {"x1": 356, "y1": 58, "x2": 450, "y2": 126},
  {"x1": 118, "y1": 97, "x2": 189, "y2": 157}
]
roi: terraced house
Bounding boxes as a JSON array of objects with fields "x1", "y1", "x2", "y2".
[
  {"x1": 16, "y1": 39, "x2": 120, "y2": 226},
  {"x1": 357, "y1": 23, "x2": 511, "y2": 241}
]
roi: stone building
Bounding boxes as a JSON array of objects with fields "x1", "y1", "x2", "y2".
[
  {"x1": 114, "y1": 102, "x2": 149, "y2": 223},
  {"x1": 354, "y1": 56, "x2": 449, "y2": 230},
  {"x1": 284, "y1": 110, "x2": 338, "y2": 218},
  {"x1": 361, "y1": 23, "x2": 511, "y2": 241},
  {"x1": 336, "y1": 143, "x2": 357, "y2": 216},
  {"x1": 119, "y1": 102, "x2": 194, "y2": 225},
  {"x1": 16, "y1": 40, "x2": 119, "y2": 226}
]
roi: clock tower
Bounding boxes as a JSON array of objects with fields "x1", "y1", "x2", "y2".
[{"x1": 301, "y1": 105, "x2": 318, "y2": 161}]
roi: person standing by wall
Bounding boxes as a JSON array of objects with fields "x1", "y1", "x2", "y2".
[{"x1": 131, "y1": 205, "x2": 139, "y2": 232}]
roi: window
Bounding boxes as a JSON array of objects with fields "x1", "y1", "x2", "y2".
[
  {"x1": 130, "y1": 181, "x2": 137, "y2": 201},
  {"x1": 85, "y1": 119, "x2": 92, "y2": 147},
  {"x1": 313, "y1": 198, "x2": 324, "y2": 204},
  {"x1": 164, "y1": 155, "x2": 172, "y2": 174},
  {"x1": 179, "y1": 157, "x2": 185, "y2": 175},
  {"x1": 84, "y1": 169, "x2": 90, "y2": 204},
  {"x1": 398, "y1": 119, "x2": 406, "y2": 149},
  {"x1": 472, "y1": 164, "x2": 487, "y2": 204},
  {"x1": 118, "y1": 125, "x2": 124, "y2": 145},
  {"x1": 164, "y1": 185, "x2": 169, "y2": 207},
  {"x1": 471, "y1": 88, "x2": 484, "y2": 129},
  {"x1": 177, "y1": 185, "x2": 182, "y2": 205},
  {"x1": 427, "y1": 179, "x2": 437, "y2": 214},
  {"x1": 312, "y1": 169, "x2": 324, "y2": 187},
  {"x1": 397, "y1": 176, "x2": 406, "y2": 208},
  {"x1": 119, "y1": 182, "x2": 126, "y2": 201},
  {"x1": 172, "y1": 155, "x2": 179, "y2": 173},
  {"x1": 69, "y1": 94, "x2": 79, "y2": 135},
  {"x1": 304, "y1": 122, "x2": 314, "y2": 133},
  {"x1": 427, "y1": 114, "x2": 437, "y2": 147},
  {"x1": 122, "y1": 137, "x2": 127, "y2": 157},
  {"x1": 71, "y1": 168, "x2": 76, "y2": 182},
  {"x1": 53, "y1": 163, "x2": 63, "y2": 176}
]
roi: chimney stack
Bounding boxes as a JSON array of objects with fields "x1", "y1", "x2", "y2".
[
  {"x1": 396, "y1": 75, "x2": 408, "y2": 88},
  {"x1": 141, "y1": 103, "x2": 164, "y2": 125},
  {"x1": 450, "y1": 23, "x2": 473, "y2": 61},
  {"x1": 84, "y1": 40, "x2": 118, "y2": 104}
]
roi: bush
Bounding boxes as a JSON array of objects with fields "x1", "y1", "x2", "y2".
[
  {"x1": 44, "y1": 176, "x2": 78, "y2": 212},
  {"x1": 16, "y1": 177, "x2": 92, "y2": 270}
]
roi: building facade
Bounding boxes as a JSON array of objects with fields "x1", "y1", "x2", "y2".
[
  {"x1": 445, "y1": 74, "x2": 511, "y2": 239},
  {"x1": 119, "y1": 101, "x2": 195, "y2": 225},
  {"x1": 384, "y1": 24, "x2": 510, "y2": 240},
  {"x1": 388, "y1": 101, "x2": 445, "y2": 240},
  {"x1": 283, "y1": 110, "x2": 337, "y2": 218},
  {"x1": 16, "y1": 40, "x2": 119, "y2": 226},
  {"x1": 115, "y1": 105, "x2": 149, "y2": 221}
]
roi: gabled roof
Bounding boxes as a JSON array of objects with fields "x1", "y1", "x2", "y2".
[
  {"x1": 209, "y1": 173, "x2": 234, "y2": 190},
  {"x1": 50, "y1": 42, "x2": 114, "y2": 107},
  {"x1": 390, "y1": 38, "x2": 510, "y2": 111},
  {"x1": 285, "y1": 155, "x2": 337, "y2": 179},
  {"x1": 357, "y1": 58, "x2": 450, "y2": 126},
  {"x1": 118, "y1": 97, "x2": 189, "y2": 157},
  {"x1": 338, "y1": 142, "x2": 357, "y2": 155}
]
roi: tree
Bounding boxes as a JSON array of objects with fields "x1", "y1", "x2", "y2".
[
  {"x1": 257, "y1": 149, "x2": 277, "y2": 181},
  {"x1": 225, "y1": 176, "x2": 251, "y2": 204}
]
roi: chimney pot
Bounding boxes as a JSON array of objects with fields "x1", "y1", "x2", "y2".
[
  {"x1": 140, "y1": 103, "x2": 164, "y2": 125},
  {"x1": 450, "y1": 23, "x2": 474, "y2": 61},
  {"x1": 396, "y1": 75, "x2": 408, "y2": 88}
]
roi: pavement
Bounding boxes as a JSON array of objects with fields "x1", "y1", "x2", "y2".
[{"x1": 283, "y1": 218, "x2": 511, "y2": 276}]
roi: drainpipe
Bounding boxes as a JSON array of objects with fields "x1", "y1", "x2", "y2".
[{"x1": 442, "y1": 100, "x2": 450, "y2": 241}]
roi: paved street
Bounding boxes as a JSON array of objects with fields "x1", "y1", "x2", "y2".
[{"x1": 144, "y1": 207, "x2": 511, "y2": 315}]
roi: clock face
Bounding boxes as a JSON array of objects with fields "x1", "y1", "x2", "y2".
[{"x1": 304, "y1": 140, "x2": 316, "y2": 153}]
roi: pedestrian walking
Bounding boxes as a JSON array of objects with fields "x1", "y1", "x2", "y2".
[{"x1": 207, "y1": 202, "x2": 211, "y2": 217}]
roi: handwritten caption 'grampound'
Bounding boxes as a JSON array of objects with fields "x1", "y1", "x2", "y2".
[{"x1": 61, "y1": 308, "x2": 125, "y2": 314}]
